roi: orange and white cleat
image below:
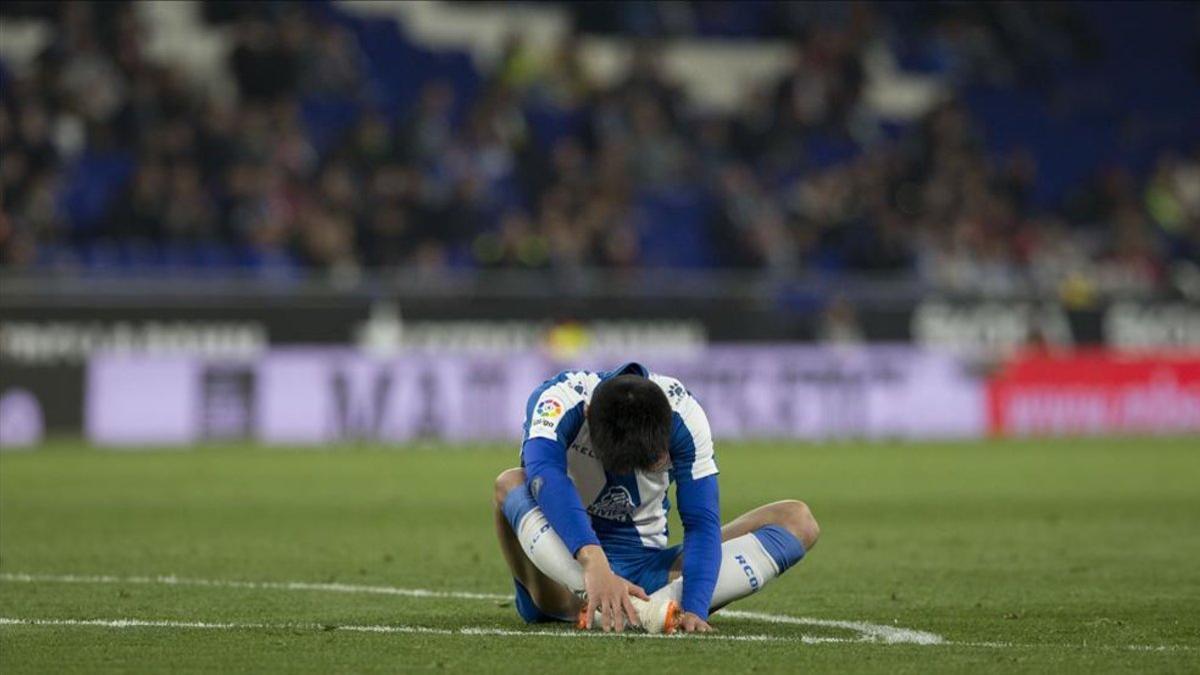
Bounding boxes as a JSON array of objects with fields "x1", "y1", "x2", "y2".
[
  {"x1": 576, "y1": 596, "x2": 682, "y2": 634},
  {"x1": 640, "y1": 597, "x2": 682, "y2": 635}
]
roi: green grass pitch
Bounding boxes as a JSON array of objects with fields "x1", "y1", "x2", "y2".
[{"x1": 1, "y1": 438, "x2": 1198, "y2": 673}]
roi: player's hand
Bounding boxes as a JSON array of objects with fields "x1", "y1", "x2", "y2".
[
  {"x1": 623, "y1": 579, "x2": 650, "y2": 601},
  {"x1": 678, "y1": 612, "x2": 714, "y2": 633},
  {"x1": 578, "y1": 545, "x2": 643, "y2": 632}
]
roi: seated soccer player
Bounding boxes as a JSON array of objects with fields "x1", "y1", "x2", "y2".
[{"x1": 493, "y1": 362, "x2": 819, "y2": 633}]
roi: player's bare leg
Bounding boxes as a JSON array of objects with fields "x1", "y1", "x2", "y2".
[
  {"x1": 656, "y1": 499, "x2": 820, "y2": 618},
  {"x1": 669, "y1": 499, "x2": 821, "y2": 582},
  {"x1": 718, "y1": 499, "x2": 821, "y2": 551},
  {"x1": 493, "y1": 468, "x2": 584, "y2": 620}
]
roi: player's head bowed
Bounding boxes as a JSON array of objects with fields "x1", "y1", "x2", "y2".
[{"x1": 587, "y1": 374, "x2": 672, "y2": 474}]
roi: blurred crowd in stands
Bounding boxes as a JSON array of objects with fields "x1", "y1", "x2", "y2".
[{"x1": 0, "y1": 1, "x2": 1196, "y2": 295}]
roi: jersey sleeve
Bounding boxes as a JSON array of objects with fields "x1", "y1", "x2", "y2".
[
  {"x1": 667, "y1": 388, "x2": 718, "y2": 483},
  {"x1": 522, "y1": 377, "x2": 586, "y2": 447},
  {"x1": 675, "y1": 474, "x2": 721, "y2": 619},
  {"x1": 659, "y1": 379, "x2": 721, "y2": 617},
  {"x1": 519, "y1": 374, "x2": 598, "y2": 556}
]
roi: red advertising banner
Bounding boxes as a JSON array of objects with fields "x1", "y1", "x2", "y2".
[{"x1": 987, "y1": 350, "x2": 1200, "y2": 436}]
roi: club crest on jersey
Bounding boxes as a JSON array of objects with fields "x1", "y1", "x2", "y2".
[
  {"x1": 535, "y1": 397, "x2": 564, "y2": 419},
  {"x1": 589, "y1": 486, "x2": 636, "y2": 521}
]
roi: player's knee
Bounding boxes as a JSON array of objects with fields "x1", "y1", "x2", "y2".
[
  {"x1": 493, "y1": 468, "x2": 527, "y2": 508},
  {"x1": 776, "y1": 500, "x2": 820, "y2": 550}
]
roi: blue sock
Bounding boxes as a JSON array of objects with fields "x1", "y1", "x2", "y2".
[
  {"x1": 502, "y1": 483, "x2": 538, "y2": 532},
  {"x1": 752, "y1": 524, "x2": 806, "y2": 574}
]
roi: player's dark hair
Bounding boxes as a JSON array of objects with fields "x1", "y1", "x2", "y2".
[{"x1": 588, "y1": 374, "x2": 672, "y2": 474}]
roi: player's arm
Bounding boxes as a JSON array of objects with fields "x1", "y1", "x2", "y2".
[
  {"x1": 520, "y1": 383, "x2": 600, "y2": 557},
  {"x1": 521, "y1": 436, "x2": 599, "y2": 556},
  {"x1": 522, "y1": 383, "x2": 647, "y2": 630},
  {"x1": 670, "y1": 393, "x2": 721, "y2": 627}
]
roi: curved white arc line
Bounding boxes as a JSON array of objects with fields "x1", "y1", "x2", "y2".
[{"x1": 720, "y1": 610, "x2": 946, "y2": 645}]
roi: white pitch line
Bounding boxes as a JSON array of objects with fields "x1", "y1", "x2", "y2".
[
  {"x1": 0, "y1": 572, "x2": 902, "y2": 643},
  {"x1": 0, "y1": 617, "x2": 273, "y2": 631},
  {"x1": 0, "y1": 572, "x2": 510, "y2": 601},
  {"x1": 0, "y1": 617, "x2": 451, "y2": 636},
  {"x1": 458, "y1": 626, "x2": 849, "y2": 644},
  {"x1": 0, "y1": 617, "x2": 834, "y2": 643},
  {"x1": 0, "y1": 571, "x2": 913, "y2": 642},
  {"x1": 2, "y1": 572, "x2": 1193, "y2": 652},
  {"x1": 0, "y1": 617, "x2": 1193, "y2": 653}
]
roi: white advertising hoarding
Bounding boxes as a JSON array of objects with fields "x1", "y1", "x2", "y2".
[{"x1": 86, "y1": 347, "x2": 985, "y2": 445}]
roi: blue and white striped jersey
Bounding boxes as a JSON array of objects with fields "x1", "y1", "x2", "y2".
[{"x1": 521, "y1": 362, "x2": 718, "y2": 551}]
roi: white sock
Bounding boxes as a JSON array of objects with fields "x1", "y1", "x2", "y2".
[
  {"x1": 505, "y1": 490, "x2": 586, "y2": 597},
  {"x1": 649, "y1": 527, "x2": 803, "y2": 612},
  {"x1": 505, "y1": 488, "x2": 656, "y2": 629}
]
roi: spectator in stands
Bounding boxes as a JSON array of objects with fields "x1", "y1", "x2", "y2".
[{"x1": 0, "y1": 0, "x2": 1193, "y2": 296}]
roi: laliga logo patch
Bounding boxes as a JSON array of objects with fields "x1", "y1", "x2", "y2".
[
  {"x1": 589, "y1": 486, "x2": 635, "y2": 521},
  {"x1": 535, "y1": 397, "x2": 564, "y2": 419}
]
